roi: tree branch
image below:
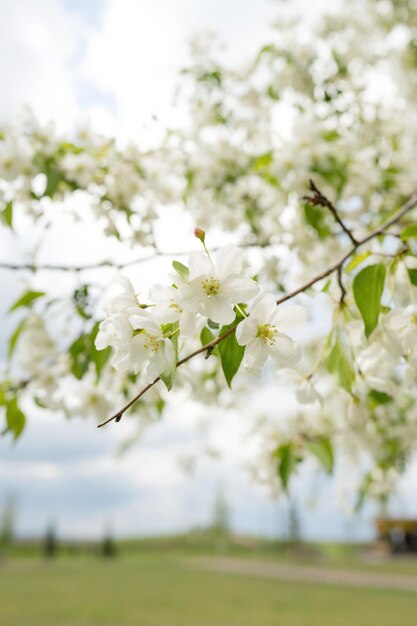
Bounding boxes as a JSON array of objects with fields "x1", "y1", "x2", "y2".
[
  {"x1": 0, "y1": 242, "x2": 272, "y2": 273},
  {"x1": 303, "y1": 179, "x2": 359, "y2": 245},
  {"x1": 97, "y1": 189, "x2": 417, "y2": 428}
]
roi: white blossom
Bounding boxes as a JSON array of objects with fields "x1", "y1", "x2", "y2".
[
  {"x1": 149, "y1": 284, "x2": 195, "y2": 336},
  {"x1": 236, "y1": 293, "x2": 307, "y2": 375},
  {"x1": 180, "y1": 245, "x2": 258, "y2": 325},
  {"x1": 128, "y1": 316, "x2": 176, "y2": 382}
]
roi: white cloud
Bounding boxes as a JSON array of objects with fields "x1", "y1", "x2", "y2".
[{"x1": 0, "y1": 0, "x2": 87, "y2": 129}]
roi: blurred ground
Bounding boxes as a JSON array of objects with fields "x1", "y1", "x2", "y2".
[{"x1": 1, "y1": 541, "x2": 417, "y2": 626}]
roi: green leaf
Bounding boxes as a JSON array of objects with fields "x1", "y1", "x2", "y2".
[
  {"x1": 353, "y1": 264, "x2": 386, "y2": 338},
  {"x1": 69, "y1": 334, "x2": 90, "y2": 380},
  {"x1": 346, "y1": 251, "x2": 371, "y2": 273},
  {"x1": 44, "y1": 161, "x2": 61, "y2": 197},
  {"x1": 8, "y1": 290, "x2": 45, "y2": 312},
  {"x1": 368, "y1": 389, "x2": 392, "y2": 405},
  {"x1": 172, "y1": 261, "x2": 189, "y2": 282},
  {"x1": 217, "y1": 313, "x2": 245, "y2": 388},
  {"x1": 70, "y1": 323, "x2": 111, "y2": 381},
  {"x1": 401, "y1": 224, "x2": 417, "y2": 241},
  {"x1": 252, "y1": 151, "x2": 273, "y2": 171},
  {"x1": 275, "y1": 443, "x2": 296, "y2": 491},
  {"x1": 200, "y1": 326, "x2": 214, "y2": 347},
  {"x1": 304, "y1": 203, "x2": 330, "y2": 239},
  {"x1": 8, "y1": 318, "x2": 26, "y2": 358},
  {"x1": 6, "y1": 397, "x2": 26, "y2": 440},
  {"x1": 325, "y1": 335, "x2": 354, "y2": 393},
  {"x1": 307, "y1": 437, "x2": 334, "y2": 474},
  {"x1": 160, "y1": 322, "x2": 179, "y2": 391},
  {"x1": 408, "y1": 268, "x2": 417, "y2": 286},
  {"x1": 1, "y1": 200, "x2": 13, "y2": 228},
  {"x1": 90, "y1": 323, "x2": 111, "y2": 379}
]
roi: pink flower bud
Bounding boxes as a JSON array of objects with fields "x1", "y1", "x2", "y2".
[{"x1": 194, "y1": 228, "x2": 206, "y2": 243}]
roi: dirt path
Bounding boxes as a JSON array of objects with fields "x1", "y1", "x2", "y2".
[{"x1": 190, "y1": 556, "x2": 417, "y2": 593}]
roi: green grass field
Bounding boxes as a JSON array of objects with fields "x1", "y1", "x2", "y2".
[{"x1": 1, "y1": 552, "x2": 417, "y2": 626}]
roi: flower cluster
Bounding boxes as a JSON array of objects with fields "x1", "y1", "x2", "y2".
[{"x1": 95, "y1": 242, "x2": 307, "y2": 383}]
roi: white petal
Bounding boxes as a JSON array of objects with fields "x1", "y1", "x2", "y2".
[
  {"x1": 146, "y1": 351, "x2": 167, "y2": 382},
  {"x1": 149, "y1": 284, "x2": 176, "y2": 302},
  {"x1": 203, "y1": 296, "x2": 235, "y2": 325},
  {"x1": 236, "y1": 318, "x2": 257, "y2": 346},
  {"x1": 224, "y1": 276, "x2": 259, "y2": 302},
  {"x1": 163, "y1": 339, "x2": 176, "y2": 369},
  {"x1": 215, "y1": 245, "x2": 243, "y2": 280},
  {"x1": 272, "y1": 304, "x2": 308, "y2": 332},
  {"x1": 245, "y1": 339, "x2": 268, "y2": 373},
  {"x1": 129, "y1": 313, "x2": 150, "y2": 330},
  {"x1": 179, "y1": 310, "x2": 196, "y2": 336},
  {"x1": 188, "y1": 252, "x2": 212, "y2": 280},
  {"x1": 129, "y1": 335, "x2": 149, "y2": 369},
  {"x1": 250, "y1": 293, "x2": 277, "y2": 322},
  {"x1": 268, "y1": 332, "x2": 301, "y2": 366},
  {"x1": 153, "y1": 303, "x2": 179, "y2": 325}
]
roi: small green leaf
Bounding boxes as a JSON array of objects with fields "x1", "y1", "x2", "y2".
[
  {"x1": 325, "y1": 335, "x2": 354, "y2": 393},
  {"x1": 401, "y1": 224, "x2": 417, "y2": 241},
  {"x1": 353, "y1": 263, "x2": 386, "y2": 338},
  {"x1": 8, "y1": 318, "x2": 26, "y2": 358},
  {"x1": 304, "y1": 203, "x2": 331, "y2": 239},
  {"x1": 307, "y1": 437, "x2": 334, "y2": 474},
  {"x1": 346, "y1": 251, "x2": 371, "y2": 273},
  {"x1": 408, "y1": 268, "x2": 417, "y2": 286},
  {"x1": 368, "y1": 389, "x2": 392, "y2": 405},
  {"x1": 90, "y1": 323, "x2": 111, "y2": 379},
  {"x1": 217, "y1": 313, "x2": 245, "y2": 388},
  {"x1": 172, "y1": 261, "x2": 189, "y2": 282},
  {"x1": 200, "y1": 326, "x2": 214, "y2": 347},
  {"x1": 275, "y1": 443, "x2": 296, "y2": 491},
  {"x1": 44, "y1": 161, "x2": 61, "y2": 197},
  {"x1": 1, "y1": 200, "x2": 13, "y2": 228},
  {"x1": 8, "y1": 290, "x2": 45, "y2": 312},
  {"x1": 6, "y1": 397, "x2": 26, "y2": 440}
]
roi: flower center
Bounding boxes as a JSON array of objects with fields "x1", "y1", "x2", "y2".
[
  {"x1": 169, "y1": 301, "x2": 183, "y2": 313},
  {"x1": 412, "y1": 313, "x2": 417, "y2": 325},
  {"x1": 202, "y1": 277, "x2": 221, "y2": 296},
  {"x1": 143, "y1": 332, "x2": 161, "y2": 353},
  {"x1": 257, "y1": 323, "x2": 277, "y2": 345}
]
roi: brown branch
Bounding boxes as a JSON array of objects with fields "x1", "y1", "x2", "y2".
[
  {"x1": 303, "y1": 179, "x2": 359, "y2": 245},
  {"x1": 0, "y1": 242, "x2": 272, "y2": 274},
  {"x1": 97, "y1": 188, "x2": 417, "y2": 429}
]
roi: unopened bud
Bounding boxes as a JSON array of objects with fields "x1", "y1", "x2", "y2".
[{"x1": 194, "y1": 228, "x2": 206, "y2": 243}]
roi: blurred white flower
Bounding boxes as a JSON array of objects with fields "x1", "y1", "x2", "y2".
[{"x1": 278, "y1": 368, "x2": 321, "y2": 404}]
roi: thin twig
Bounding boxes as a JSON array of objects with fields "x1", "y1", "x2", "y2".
[
  {"x1": 0, "y1": 242, "x2": 272, "y2": 273},
  {"x1": 97, "y1": 188, "x2": 417, "y2": 429},
  {"x1": 303, "y1": 179, "x2": 359, "y2": 245}
]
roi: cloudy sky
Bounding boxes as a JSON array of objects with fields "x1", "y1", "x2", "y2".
[{"x1": 1, "y1": 0, "x2": 416, "y2": 542}]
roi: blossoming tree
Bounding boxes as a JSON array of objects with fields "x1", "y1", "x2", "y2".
[{"x1": 1, "y1": 0, "x2": 417, "y2": 506}]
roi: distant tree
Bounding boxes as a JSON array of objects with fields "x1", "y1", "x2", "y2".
[
  {"x1": 288, "y1": 500, "x2": 301, "y2": 545},
  {"x1": 43, "y1": 522, "x2": 58, "y2": 559},
  {"x1": 211, "y1": 489, "x2": 230, "y2": 536},
  {"x1": 100, "y1": 526, "x2": 117, "y2": 559},
  {"x1": 0, "y1": 494, "x2": 17, "y2": 559}
]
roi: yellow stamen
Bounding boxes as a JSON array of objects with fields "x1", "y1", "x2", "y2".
[
  {"x1": 202, "y1": 277, "x2": 221, "y2": 296},
  {"x1": 257, "y1": 323, "x2": 277, "y2": 345}
]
